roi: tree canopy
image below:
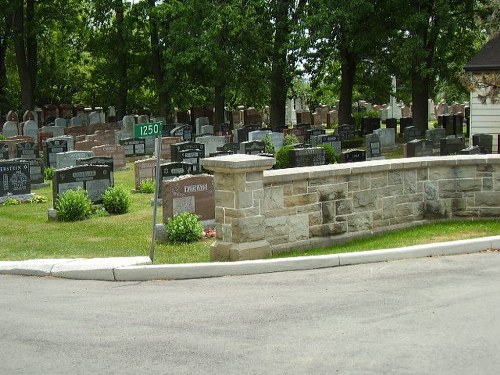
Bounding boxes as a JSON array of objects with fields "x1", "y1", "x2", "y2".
[{"x1": 0, "y1": 0, "x2": 495, "y2": 126}]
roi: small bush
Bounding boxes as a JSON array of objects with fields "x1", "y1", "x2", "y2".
[
  {"x1": 139, "y1": 179, "x2": 155, "y2": 193},
  {"x1": 262, "y1": 133, "x2": 275, "y2": 155},
  {"x1": 0, "y1": 134, "x2": 6, "y2": 140},
  {"x1": 283, "y1": 134, "x2": 299, "y2": 147},
  {"x1": 165, "y1": 212, "x2": 204, "y2": 243},
  {"x1": 319, "y1": 144, "x2": 339, "y2": 164},
  {"x1": 44, "y1": 167, "x2": 55, "y2": 181},
  {"x1": 102, "y1": 185, "x2": 131, "y2": 215},
  {"x1": 2, "y1": 197, "x2": 21, "y2": 206},
  {"x1": 55, "y1": 188, "x2": 93, "y2": 222},
  {"x1": 275, "y1": 145, "x2": 294, "y2": 169}
]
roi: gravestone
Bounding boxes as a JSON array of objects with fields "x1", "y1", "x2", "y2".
[
  {"x1": 0, "y1": 141, "x2": 14, "y2": 159},
  {"x1": 2, "y1": 121, "x2": 19, "y2": 137},
  {"x1": 244, "y1": 108, "x2": 263, "y2": 125},
  {"x1": 6, "y1": 110, "x2": 19, "y2": 123},
  {"x1": 42, "y1": 125, "x2": 64, "y2": 138},
  {"x1": 0, "y1": 160, "x2": 31, "y2": 198},
  {"x1": 217, "y1": 142, "x2": 240, "y2": 154},
  {"x1": 472, "y1": 134, "x2": 493, "y2": 154},
  {"x1": 341, "y1": 149, "x2": 366, "y2": 163},
  {"x1": 92, "y1": 144, "x2": 126, "y2": 170},
  {"x1": 403, "y1": 126, "x2": 420, "y2": 143},
  {"x1": 171, "y1": 141, "x2": 204, "y2": 173},
  {"x1": 200, "y1": 125, "x2": 214, "y2": 135},
  {"x1": 171, "y1": 124, "x2": 192, "y2": 141},
  {"x1": 289, "y1": 147, "x2": 326, "y2": 167},
  {"x1": 59, "y1": 104, "x2": 74, "y2": 119},
  {"x1": 13, "y1": 158, "x2": 44, "y2": 185},
  {"x1": 44, "y1": 138, "x2": 70, "y2": 168},
  {"x1": 162, "y1": 174, "x2": 215, "y2": 222},
  {"x1": 404, "y1": 139, "x2": 434, "y2": 158},
  {"x1": 119, "y1": 138, "x2": 146, "y2": 157},
  {"x1": 22, "y1": 120, "x2": 38, "y2": 140},
  {"x1": 56, "y1": 150, "x2": 94, "y2": 169},
  {"x1": 425, "y1": 128, "x2": 446, "y2": 148},
  {"x1": 296, "y1": 111, "x2": 312, "y2": 125},
  {"x1": 122, "y1": 115, "x2": 136, "y2": 135},
  {"x1": 156, "y1": 137, "x2": 182, "y2": 160},
  {"x1": 374, "y1": 128, "x2": 396, "y2": 149},
  {"x1": 305, "y1": 128, "x2": 326, "y2": 142},
  {"x1": 89, "y1": 111, "x2": 102, "y2": 125},
  {"x1": 75, "y1": 139, "x2": 103, "y2": 151},
  {"x1": 236, "y1": 124, "x2": 261, "y2": 143},
  {"x1": 337, "y1": 123, "x2": 357, "y2": 141},
  {"x1": 196, "y1": 135, "x2": 226, "y2": 157},
  {"x1": 134, "y1": 158, "x2": 157, "y2": 191},
  {"x1": 70, "y1": 116, "x2": 82, "y2": 126},
  {"x1": 158, "y1": 161, "x2": 195, "y2": 198},
  {"x1": 459, "y1": 146, "x2": 482, "y2": 155},
  {"x1": 365, "y1": 134, "x2": 381, "y2": 158},
  {"x1": 399, "y1": 117, "x2": 412, "y2": 135},
  {"x1": 361, "y1": 117, "x2": 381, "y2": 135},
  {"x1": 284, "y1": 127, "x2": 307, "y2": 143},
  {"x1": 23, "y1": 110, "x2": 36, "y2": 123},
  {"x1": 195, "y1": 117, "x2": 210, "y2": 135},
  {"x1": 440, "y1": 136, "x2": 466, "y2": 156},
  {"x1": 76, "y1": 156, "x2": 115, "y2": 185},
  {"x1": 312, "y1": 134, "x2": 341, "y2": 155},
  {"x1": 240, "y1": 140, "x2": 265, "y2": 155},
  {"x1": 54, "y1": 118, "x2": 67, "y2": 128},
  {"x1": 15, "y1": 142, "x2": 39, "y2": 160},
  {"x1": 327, "y1": 110, "x2": 339, "y2": 127},
  {"x1": 52, "y1": 164, "x2": 112, "y2": 204},
  {"x1": 64, "y1": 126, "x2": 87, "y2": 138},
  {"x1": 385, "y1": 118, "x2": 397, "y2": 131},
  {"x1": 453, "y1": 114, "x2": 464, "y2": 135}
]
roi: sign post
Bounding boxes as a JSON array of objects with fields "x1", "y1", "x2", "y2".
[{"x1": 134, "y1": 121, "x2": 163, "y2": 262}]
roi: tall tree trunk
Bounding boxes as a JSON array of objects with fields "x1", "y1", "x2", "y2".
[
  {"x1": 26, "y1": 0, "x2": 36, "y2": 99},
  {"x1": 411, "y1": 70, "x2": 429, "y2": 133},
  {"x1": 12, "y1": 1, "x2": 34, "y2": 111},
  {"x1": 338, "y1": 48, "x2": 356, "y2": 126},
  {"x1": 214, "y1": 80, "x2": 225, "y2": 125},
  {"x1": 270, "y1": 0, "x2": 289, "y2": 130},
  {"x1": 149, "y1": 0, "x2": 173, "y2": 122},
  {"x1": 0, "y1": 21, "x2": 9, "y2": 114},
  {"x1": 115, "y1": 0, "x2": 127, "y2": 118}
]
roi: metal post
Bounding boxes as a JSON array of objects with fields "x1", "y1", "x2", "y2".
[{"x1": 149, "y1": 134, "x2": 162, "y2": 262}]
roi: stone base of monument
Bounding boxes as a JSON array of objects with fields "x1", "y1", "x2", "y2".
[
  {"x1": 210, "y1": 240, "x2": 272, "y2": 261},
  {"x1": 0, "y1": 193, "x2": 34, "y2": 204},
  {"x1": 32, "y1": 182, "x2": 50, "y2": 190},
  {"x1": 47, "y1": 208, "x2": 58, "y2": 221}
]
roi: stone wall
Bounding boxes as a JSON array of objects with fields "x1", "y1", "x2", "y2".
[{"x1": 202, "y1": 154, "x2": 500, "y2": 261}]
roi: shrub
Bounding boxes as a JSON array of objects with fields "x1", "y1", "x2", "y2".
[
  {"x1": 262, "y1": 133, "x2": 275, "y2": 155},
  {"x1": 55, "y1": 188, "x2": 93, "y2": 222},
  {"x1": 283, "y1": 134, "x2": 299, "y2": 147},
  {"x1": 320, "y1": 144, "x2": 339, "y2": 164},
  {"x1": 275, "y1": 145, "x2": 294, "y2": 169},
  {"x1": 102, "y1": 185, "x2": 131, "y2": 215},
  {"x1": 44, "y1": 167, "x2": 55, "y2": 181},
  {"x1": 0, "y1": 134, "x2": 5, "y2": 140},
  {"x1": 139, "y1": 179, "x2": 155, "y2": 193},
  {"x1": 165, "y1": 212, "x2": 204, "y2": 243}
]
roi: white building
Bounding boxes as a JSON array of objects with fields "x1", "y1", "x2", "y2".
[{"x1": 464, "y1": 35, "x2": 500, "y2": 153}]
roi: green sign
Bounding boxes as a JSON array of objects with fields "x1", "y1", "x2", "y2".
[{"x1": 134, "y1": 121, "x2": 163, "y2": 138}]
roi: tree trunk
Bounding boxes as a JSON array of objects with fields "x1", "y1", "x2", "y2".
[
  {"x1": 214, "y1": 80, "x2": 225, "y2": 125},
  {"x1": 12, "y1": 1, "x2": 34, "y2": 111},
  {"x1": 149, "y1": 0, "x2": 173, "y2": 122},
  {"x1": 270, "y1": 0, "x2": 289, "y2": 130},
  {"x1": 411, "y1": 70, "x2": 429, "y2": 133},
  {"x1": 0, "y1": 22, "x2": 9, "y2": 114},
  {"x1": 115, "y1": 0, "x2": 128, "y2": 118},
  {"x1": 338, "y1": 48, "x2": 356, "y2": 126}
]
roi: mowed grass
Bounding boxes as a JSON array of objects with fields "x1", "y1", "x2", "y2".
[{"x1": 1, "y1": 161, "x2": 499, "y2": 264}]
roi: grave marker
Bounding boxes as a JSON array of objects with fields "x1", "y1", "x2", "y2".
[{"x1": 0, "y1": 160, "x2": 31, "y2": 198}]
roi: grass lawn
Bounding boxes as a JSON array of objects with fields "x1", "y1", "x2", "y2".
[{"x1": 1, "y1": 160, "x2": 499, "y2": 264}]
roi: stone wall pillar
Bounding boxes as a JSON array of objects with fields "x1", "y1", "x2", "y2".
[{"x1": 201, "y1": 155, "x2": 275, "y2": 261}]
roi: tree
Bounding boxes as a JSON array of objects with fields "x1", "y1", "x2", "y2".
[{"x1": 392, "y1": 0, "x2": 482, "y2": 132}]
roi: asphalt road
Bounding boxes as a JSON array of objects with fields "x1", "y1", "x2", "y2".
[{"x1": 1, "y1": 252, "x2": 499, "y2": 375}]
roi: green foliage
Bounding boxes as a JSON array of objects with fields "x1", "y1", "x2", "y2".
[
  {"x1": 283, "y1": 134, "x2": 299, "y2": 147},
  {"x1": 55, "y1": 188, "x2": 93, "y2": 222},
  {"x1": 102, "y1": 185, "x2": 131, "y2": 215},
  {"x1": 262, "y1": 133, "x2": 275, "y2": 155},
  {"x1": 0, "y1": 134, "x2": 5, "y2": 140},
  {"x1": 139, "y1": 179, "x2": 155, "y2": 193},
  {"x1": 165, "y1": 212, "x2": 204, "y2": 243},
  {"x1": 1, "y1": 198, "x2": 21, "y2": 206},
  {"x1": 44, "y1": 167, "x2": 55, "y2": 181},
  {"x1": 319, "y1": 144, "x2": 338, "y2": 164},
  {"x1": 29, "y1": 194, "x2": 48, "y2": 204},
  {"x1": 275, "y1": 145, "x2": 294, "y2": 169}
]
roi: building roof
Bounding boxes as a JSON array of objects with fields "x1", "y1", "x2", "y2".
[{"x1": 464, "y1": 34, "x2": 500, "y2": 72}]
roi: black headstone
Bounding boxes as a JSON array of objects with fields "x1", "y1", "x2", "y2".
[
  {"x1": 405, "y1": 139, "x2": 434, "y2": 158},
  {"x1": 289, "y1": 147, "x2": 326, "y2": 168},
  {"x1": 403, "y1": 126, "x2": 421, "y2": 143},
  {"x1": 472, "y1": 134, "x2": 493, "y2": 154},
  {"x1": 440, "y1": 136, "x2": 466, "y2": 156},
  {"x1": 341, "y1": 149, "x2": 366, "y2": 163},
  {"x1": 0, "y1": 160, "x2": 31, "y2": 197},
  {"x1": 119, "y1": 138, "x2": 146, "y2": 157},
  {"x1": 44, "y1": 138, "x2": 69, "y2": 168}
]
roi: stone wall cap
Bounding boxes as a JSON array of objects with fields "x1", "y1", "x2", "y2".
[{"x1": 202, "y1": 154, "x2": 275, "y2": 172}]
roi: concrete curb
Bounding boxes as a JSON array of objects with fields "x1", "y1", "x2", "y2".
[{"x1": 1, "y1": 237, "x2": 499, "y2": 281}]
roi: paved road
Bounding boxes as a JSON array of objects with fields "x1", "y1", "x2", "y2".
[{"x1": 1, "y1": 252, "x2": 499, "y2": 375}]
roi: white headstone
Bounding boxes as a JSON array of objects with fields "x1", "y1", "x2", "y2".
[
  {"x1": 196, "y1": 135, "x2": 226, "y2": 157},
  {"x1": 56, "y1": 150, "x2": 95, "y2": 169},
  {"x1": 2, "y1": 121, "x2": 19, "y2": 137},
  {"x1": 54, "y1": 118, "x2": 68, "y2": 128},
  {"x1": 89, "y1": 111, "x2": 101, "y2": 125},
  {"x1": 23, "y1": 120, "x2": 38, "y2": 140}
]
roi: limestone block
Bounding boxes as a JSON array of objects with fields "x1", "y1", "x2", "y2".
[
  {"x1": 263, "y1": 186, "x2": 284, "y2": 211},
  {"x1": 483, "y1": 178, "x2": 493, "y2": 191},
  {"x1": 308, "y1": 211, "x2": 322, "y2": 226},
  {"x1": 347, "y1": 212, "x2": 371, "y2": 232},
  {"x1": 336, "y1": 199, "x2": 352, "y2": 215},
  {"x1": 264, "y1": 216, "x2": 288, "y2": 238},
  {"x1": 479, "y1": 207, "x2": 500, "y2": 216},
  {"x1": 475, "y1": 192, "x2": 500, "y2": 207},
  {"x1": 236, "y1": 191, "x2": 254, "y2": 208},
  {"x1": 388, "y1": 170, "x2": 403, "y2": 185},
  {"x1": 316, "y1": 183, "x2": 347, "y2": 201},
  {"x1": 284, "y1": 193, "x2": 318, "y2": 207},
  {"x1": 322, "y1": 202, "x2": 335, "y2": 223},
  {"x1": 292, "y1": 180, "x2": 308, "y2": 194},
  {"x1": 309, "y1": 222, "x2": 347, "y2": 237},
  {"x1": 288, "y1": 214, "x2": 309, "y2": 242},
  {"x1": 231, "y1": 215, "x2": 266, "y2": 243},
  {"x1": 215, "y1": 190, "x2": 235, "y2": 208},
  {"x1": 352, "y1": 190, "x2": 377, "y2": 209}
]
